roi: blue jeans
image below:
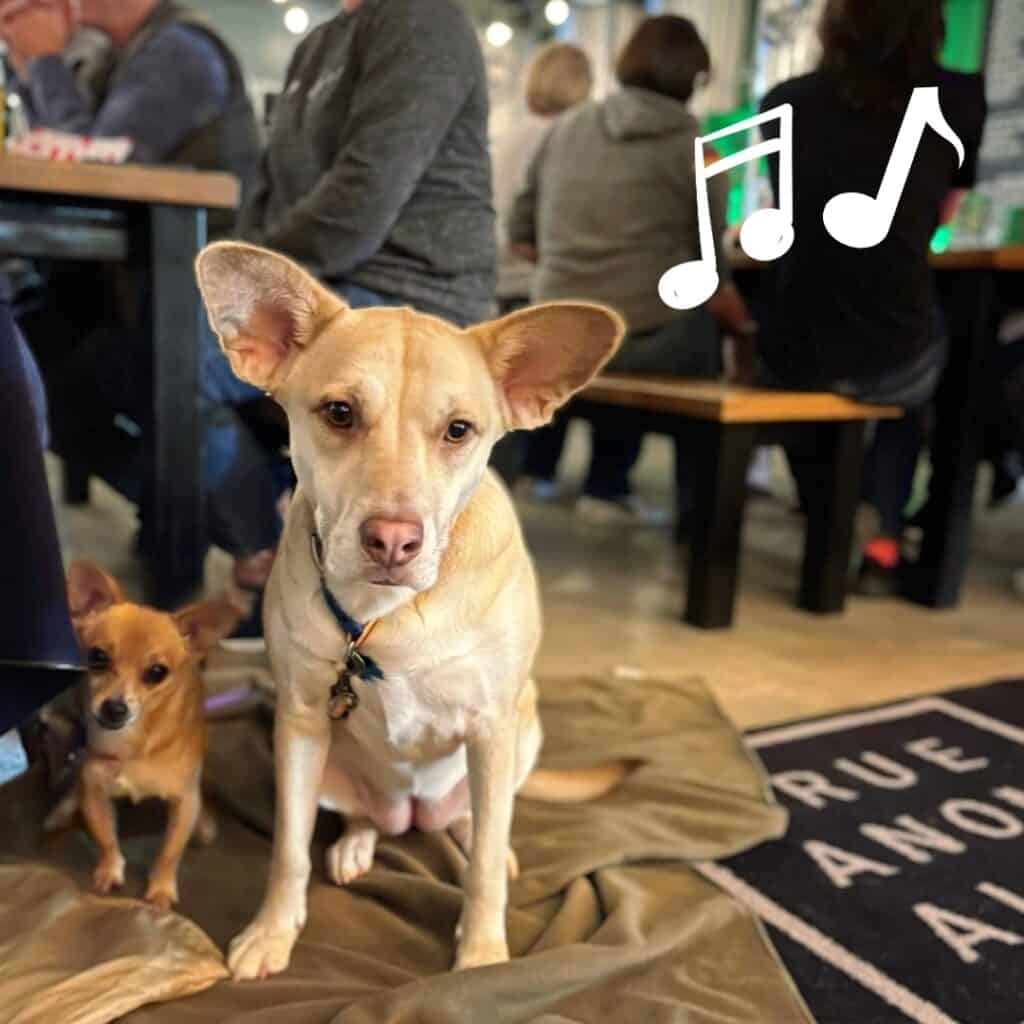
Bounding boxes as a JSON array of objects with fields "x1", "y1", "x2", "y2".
[
  {"x1": 770, "y1": 337, "x2": 949, "y2": 540},
  {"x1": 199, "y1": 282, "x2": 402, "y2": 557}
]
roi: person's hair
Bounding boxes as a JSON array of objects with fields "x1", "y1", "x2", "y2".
[
  {"x1": 819, "y1": 0, "x2": 946, "y2": 110},
  {"x1": 615, "y1": 15, "x2": 710, "y2": 105},
  {"x1": 525, "y1": 43, "x2": 593, "y2": 116}
]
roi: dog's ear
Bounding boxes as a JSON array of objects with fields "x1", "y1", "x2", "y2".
[
  {"x1": 472, "y1": 302, "x2": 624, "y2": 430},
  {"x1": 67, "y1": 561, "x2": 124, "y2": 621},
  {"x1": 195, "y1": 242, "x2": 346, "y2": 391},
  {"x1": 174, "y1": 598, "x2": 243, "y2": 656}
]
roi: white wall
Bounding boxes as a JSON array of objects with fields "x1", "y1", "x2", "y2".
[
  {"x1": 753, "y1": 0, "x2": 824, "y2": 97},
  {"x1": 195, "y1": 0, "x2": 338, "y2": 120}
]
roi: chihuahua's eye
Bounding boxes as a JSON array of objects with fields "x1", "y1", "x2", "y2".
[
  {"x1": 445, "y1": 419, "x2": 473, "y2": 444},
  {"x1": 143, "y1": 663, "x2": 169, "y2": 685},
  {"x1": 87, "y1": 647, "x2": 110, "y2": 671},
  {"x1": 322, "y1": 401, "x2": 354, "y2": 430}
]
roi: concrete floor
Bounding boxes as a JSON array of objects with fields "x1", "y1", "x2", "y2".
[{"x1": 52, "y1": 425, "x2": 1024, "y2": 733}]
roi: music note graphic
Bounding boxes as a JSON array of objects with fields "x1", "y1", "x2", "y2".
[
  {"x1": 659, "y1": 104, "x2": 794, "y2": 311},
  {"x1": 823, "y1": 86, "x2": 965, "y2": 249}
]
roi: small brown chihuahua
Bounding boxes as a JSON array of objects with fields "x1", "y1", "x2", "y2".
[{"x1": 45, "y1": 561, "x2": 240, "y2": 910}]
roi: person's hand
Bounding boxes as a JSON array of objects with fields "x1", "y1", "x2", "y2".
[{"x1": 0, "y1": 0, "x2": 73, "y2": 77}]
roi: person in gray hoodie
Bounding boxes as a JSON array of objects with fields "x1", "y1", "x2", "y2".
[{"x1": 510, "y1": 15, "x2": 756, "y2": 526}]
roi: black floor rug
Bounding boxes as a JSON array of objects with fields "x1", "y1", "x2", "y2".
[{"x1": 705, "y1": 679, "x2": 1024, "y2": 1024}]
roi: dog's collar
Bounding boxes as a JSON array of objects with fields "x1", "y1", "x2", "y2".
[{"x1": 310, "y1": 533, "x2": 384, "y2": 684}]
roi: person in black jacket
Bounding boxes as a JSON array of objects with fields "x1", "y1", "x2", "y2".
[{"x1": 758, "y1": 0, "x2": 986, "y2": 594}]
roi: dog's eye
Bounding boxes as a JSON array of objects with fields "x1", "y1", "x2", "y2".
[
  {"x1": 445, "y1": 419, "x2": 473, "y2": 444},
  {"x1": 143, "y1": 663, "x2": 169, "y2": 685},
  {"x1": 87, "y1": 647, "x2": 110, "y2": 671},
  {"x1": 322, "y1": 401, "x2": 354, "y2": 430}
]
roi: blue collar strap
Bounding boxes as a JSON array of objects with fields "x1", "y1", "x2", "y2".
[{"x1": 311, "y1": 533, "x2": 384, "y2": 682}]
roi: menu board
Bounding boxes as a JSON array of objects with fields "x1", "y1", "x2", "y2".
[{"x1": 971, "y1": 0, "x2": 1024, "y2": 244}]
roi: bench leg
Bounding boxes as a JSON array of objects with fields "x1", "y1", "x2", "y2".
[
  {"x1": 685, "y1": 422, "x2": 757, "y2": 629},
  {"x1": 798, "y1": 419, "x2": 866, "y2": 614}
]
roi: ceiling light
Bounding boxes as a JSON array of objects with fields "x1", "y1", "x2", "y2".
[
  {"x1": 485, "y1": 20, "x2": 513, "y2": 47},
  {"x1": 545, "y1": 0, "x2": 570, "y2": 26},
  {"x1": 284, "y1": 6, "x2": 309, "y2": 33}
]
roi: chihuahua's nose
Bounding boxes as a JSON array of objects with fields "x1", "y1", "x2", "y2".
[
  {"x1": 360, "y1": 517, "x2": 423, "y2": 568},
  {"x1": 97, "y1": 697, "x2": 130, "y2": 730}
]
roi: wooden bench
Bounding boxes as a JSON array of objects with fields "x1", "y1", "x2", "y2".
[{"x1": 575, "y1": 375, "x2": 901, "y2": 629}]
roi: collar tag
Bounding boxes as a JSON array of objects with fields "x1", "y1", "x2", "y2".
[{"x1": 311, "y1": 530, "x2": 384, "y2": 720}]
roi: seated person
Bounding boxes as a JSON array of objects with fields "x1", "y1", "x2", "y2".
[
  {"x1": 0, "y1": 277, "x2": 82, "y2": 778},
  {"x1": 509, "y1": 15, "x2": 756, "y2": 526},
  {"x1": 1, "y1": 0, "x2": 273, "y2": 619},
  {"x1": 757, "y1": 0, "x2": 986, "y2": 594},
  {"x1": 226, "y1": 0, "x2": 494, "y2": 637}
]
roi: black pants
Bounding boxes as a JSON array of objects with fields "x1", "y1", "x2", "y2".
[
  {"x1": 0, "y1": 296, "x2": 82, "y2": 732},
  {"x1": 773, "y1": 339, "x2": 948, "y2": 539},
  {"x1": 524, "y1": 307, "x2": 722, "y2": 502}
]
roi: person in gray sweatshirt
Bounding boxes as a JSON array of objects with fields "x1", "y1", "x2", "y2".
[
  {"x1": 510, "y1": 16, "x2": 756, "y2": 527},
  {"x1": 239, "y1": 0, "x2": 495, "y2": 327}
]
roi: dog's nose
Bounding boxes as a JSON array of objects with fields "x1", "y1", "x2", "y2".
[
  {"x1": 97, "y1": 697, "x2": 130, "y2": 730},
  {"x1": 360, "y1": 518, "x2": 424, "y2": 568}
]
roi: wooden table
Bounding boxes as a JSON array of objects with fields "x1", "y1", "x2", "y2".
[
  {"x1": 732, "y1": 244, "x2": 1024, "y2": 610},
  {"x1": 0, "y1": 157, "x2": 239, "y2": 605}
]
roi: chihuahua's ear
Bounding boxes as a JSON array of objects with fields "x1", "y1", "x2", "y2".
[
  {"x1": 66, "y1": 561, "x2": 124, "y2": 621},
  {"x1": 174, "y1": 598, "x2": 243, "y2": 656},
  {"x1": 195, "y1": 242, "x2": 346, "y2": 392},
  {"x1": 472, "y1": 302, "x2": 624, "y2": 431}
]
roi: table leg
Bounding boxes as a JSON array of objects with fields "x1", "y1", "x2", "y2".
[
  {"x1": 148, "y1": 204, "x2": 207, "y2": 608},
  {"x1": 62, "y1": 460, "x2": 90, "y2": 505},
  {"x1": 906, "y1": 270, "x2": 996, "y2": 608},
  {"x1": 685, "y1": 422, "x2": 757, "y2": 629},
  {"x1": 798, "y1": 419, "x2": 866, "y2": 614}
]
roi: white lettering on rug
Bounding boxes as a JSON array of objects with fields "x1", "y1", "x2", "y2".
[
  {"x1": 835, "y1": 752, "x2": 919, "y2": 788},
  {"x1": 939, "y1": 800, "x2": 1023, "y2": 839},
  {"x1": 771, "y1": 771, "x2": 859, "y2": 809},
  {"x1": 860, "y1": 816, "x2": 966, "y2": 864},
  {"x1": 906, "y1": 737, "x2": 989, "y2": 774},
  {"x1": 913, "y1": 902, "x2": 1024, "y2": 964},
  {"x1": 978, "y1": 881, "x2": 1024, "y2": 916},
  {"x1": 992, "y1": 785, "x2": 1024, "y2": 810},
  {"x1": 803, "y1": 840, "x2": 900, "y2": 889}
]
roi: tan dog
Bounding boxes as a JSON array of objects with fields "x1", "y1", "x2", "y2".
[
  {"x1": 196, "y1": 242, "x2": 626, "y2": 980},
  {"x1": 45, "y1": 561, "x2": 240, "y2": 910}
]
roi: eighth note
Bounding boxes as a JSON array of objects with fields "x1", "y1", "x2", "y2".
[
  {"x1": 660, "y1": 104, "x2": 794, "y2": 311},
  {"x1": 823, "y1": 86, "x2": 965, "y2": 249}
]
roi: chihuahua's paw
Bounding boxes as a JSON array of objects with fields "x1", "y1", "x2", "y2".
[
  {"x1": 145, "y1": 876, "x2": 178, "y2": 912},
  {"x1": 228, "y1": 920, "x2": 299, "y2": 981},
  {"x1": 325, "y1": 825, "x2": 377, "y2": 886},
  {"x1": 93, "y1": 851, "x2": 126, "y2": 894},
  {"x1": 453, "y1": 938, "x2": 510, "y2": 971}
]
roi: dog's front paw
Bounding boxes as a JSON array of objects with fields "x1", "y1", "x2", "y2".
[
  {"x1": 145, "y1": 874, "x2": 178, "y2": 912},
  {"x1": 453, "y1": 938, "x2": 510, "y2": 971},
  {"x1": 93, "y1": 851, "x2": 126, "y2": 894},
  {"x1": 228, "y1": 919, "x2": 300, "y2": 981}
]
